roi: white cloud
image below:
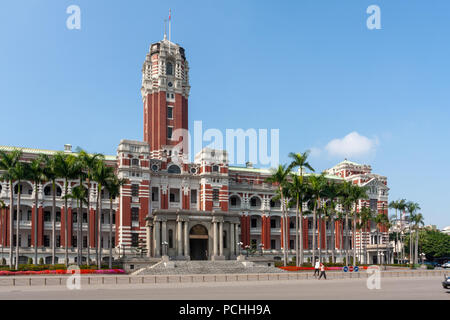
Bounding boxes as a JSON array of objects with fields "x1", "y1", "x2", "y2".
[{"x1": 324, "y1": 132, "x2": 379, "y2": 158}]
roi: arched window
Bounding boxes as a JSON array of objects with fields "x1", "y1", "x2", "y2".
[
  {"x1": 131, "y1": 158, "x2": 139, "y2": 166},
  {"x1": 166, "y1": 62, "x2": 173, "y2": 75},
  {"x1": 167, "y1": 164, "x2": 181, "y2": 174}
]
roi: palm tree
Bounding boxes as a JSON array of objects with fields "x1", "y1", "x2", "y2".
[
  {"x1": 405, "y1": 201, "x2": 420, "y2": 265},
  {"x1": 349, "y1": 184, "x2": 369, "y2": 265},
  {"x1": 105, "y1": 176, "x2": 125, "y2": 268},
  {"x1": 359, "y1": 205, "x2": 374, "y2": 264},
  {"x1": 0, "y1": 149, "x2": 22, "y2": 267},
  {"x1": 374, "y1": 212, "x2": 389, "y2": 265},
  {"x1": 285, "y1": 174, "x2": 307, "y2": 266},
  {"x1": 78, "y1": 150, "x2": 103, "y2": 266},
  {"x1": 92, "y1": 160, "x2": 114, "y2": 269},
  {"x1": 40, "y1": 154, "x2": 59, "y2": 265},
  {"x1": 389, "y1": 199, "x2": 407, "y2": 263},
  {"x1": 322, "y1": 182, "x2": 340, "y2": 263},
  {"x1": 307, "y1": 174, "x2": 327, "y2": 265},
  {"x1": 0, "y1": 199, "x2": 6, "y2": 264},
  {"x1": 11, "y1": 161, "x2": 29, "y2": 269},
  {"x1": 265, "y1": 164, "x2": 290, "y2": 266},
  {"x1": 287, "y1": 151, "x2": 314, "y2": 267},
  {"x1": 411, "y1": 212, "x2": 424, "y2": 265},
  {"x1": 64, "y1": 185, "x2": 88, "y2": 266},
  {"x1": 27, "y1": 157, "x2": 45, "y2": 265},
  {"x1": 338, "y1": 181, "x2": 352, "y2": 266},
  {"x1": 54, "y1": 152, "x2": 79, "y2": 266}
]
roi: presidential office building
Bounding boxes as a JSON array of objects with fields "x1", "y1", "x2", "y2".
[{"x1": 0, "y1": 35, "x2": 392, "y2": 265}]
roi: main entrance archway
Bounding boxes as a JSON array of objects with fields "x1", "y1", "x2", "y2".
[{"x1": 189, "y1": 224, "x2": 208, "y2": 260}]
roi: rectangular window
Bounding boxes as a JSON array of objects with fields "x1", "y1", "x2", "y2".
[
  {"x1": 270, "y1": 218, "x2": 276, "y2": 228},
  {"x1": 152, "y1": 187, "x2": 159, "y2": 201},
  {"x1": 131, "y1": 207, "x2": 139, "y2": 222},
  {"x1": 290, "y1": 240, "x2": 294, "y2": 249},
  {"x1": 370, "y1": 199, "x2": 378, "y2": 212},
  {"x1": 56, "y1": 235, "x2": 61, "y2": 247},
  {"x1": 44, "y1": 211, "x2": 51, "y2": 222},
  {"x1": 44, "y1": 235, "x2": 50, "y2": 247},
  {"x1": 83, "y1": 236, "x2": 87, "y2": 248},
  {"x1": 56, "y1": 212, "x2": 61, "y2": 222},
  {"x1": 251, "y1": 218, "x2": 257, "y2": 228},
  {"x1": 72, "y1": 236, "x2": 77, "y2": 248},
  {"x1": 167, "y1": 126, "x2": 173, "y2": 140},
  {"x1": 271, "y1": 239, "x2": 276, "y2": 249},
  {"x1": 212, "y1": 189, "x2": 219, "y2": 201},
  {"x1": 167, "y1": 106, "x2": 173, "y2": 119},
  {"x1": 131, "y1": 184, "x2": 139, "y2": 197},
  {"x1": 27, "y1": 234, "x2": 31, "y2": 246},
  {"x1": 170, "y1": 193, "x2": 175, "y2": 202},
  {"x1": 131, "y1": 233, "x2": 139, "y2": 247},
  {"x1": 191, "y1": 190, "x2": 197, "y2": 204}
]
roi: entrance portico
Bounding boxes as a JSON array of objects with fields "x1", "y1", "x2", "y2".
[{"x1": 145, "y1": 209, "x2": 240, "y2": 260}]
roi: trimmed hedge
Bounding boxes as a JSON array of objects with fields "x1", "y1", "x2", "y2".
[{"x1": 0, "y1": 264, "x2": 122, "y2": 272}]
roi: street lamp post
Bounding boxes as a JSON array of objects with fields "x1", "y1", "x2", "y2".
[
  {"x1": 237, "y1": 242, "x2": 243, "y2": 256},
  {"x1": 420, "y1": 252, "x2": 425, "y2": 264}
]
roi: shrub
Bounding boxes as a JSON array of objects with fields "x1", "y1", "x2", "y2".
[
  {"x1": 27, "y1": 258, "x2": 33, "y2": 265},
  {"x1": 39, "y1": 257, "x2": 44, "y2": 265}
]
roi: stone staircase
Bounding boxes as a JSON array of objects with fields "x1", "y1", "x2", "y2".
[{"x1": 134, "y1": 260, "x2": 285, "y2": 275}]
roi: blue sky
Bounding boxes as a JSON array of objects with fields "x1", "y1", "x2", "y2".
[{"x1": 0, "y1": 1, "x2": 449, "y2": 228}]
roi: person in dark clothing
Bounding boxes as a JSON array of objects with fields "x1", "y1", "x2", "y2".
[{"x1": 318, "y1": 263, "x2": 327, "y2": 280}]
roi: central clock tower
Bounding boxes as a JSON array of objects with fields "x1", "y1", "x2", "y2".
[{"x1": 141, "y1": 36, "x2": 190, "y2": 158}]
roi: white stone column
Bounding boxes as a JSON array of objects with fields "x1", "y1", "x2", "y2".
[
  {"x1": 235, "y1": 223, "x2": 239, "y2": 255},
  {"x1": 161, "y1": 220, "x2": 167, "y2": 256},
  {"x1": 213, "y1": 222, "x2": 218, "y2": 256},
  {"x1": 177, "y1": 220, "x2": 183, "y2": 257},
  {"x1": 230, "y1": 223, "x2": 235, "y2": 256},
  {"x1": 146, "y1": 222, "x2": 151, "y2": 257},
  {"x1": 184, "y1": 221, "x2": 189, "y2": 257},
  {"x1": 154, "y1": 221, "x2": 161, "y2": 257},
  {"x1": 219, "y1": 222, "x2": 224, "y2": 256}
]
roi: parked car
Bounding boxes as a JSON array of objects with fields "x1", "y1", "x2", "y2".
[
  {"x1": 442, "y1": 275, "x2": 450, "y2": 289},
  {"x1": 424, "y1": 261, "x2": 440, "y2": 267},
  {"x1": 442, "y1": 262, "x2": 450, "y2": 269}
]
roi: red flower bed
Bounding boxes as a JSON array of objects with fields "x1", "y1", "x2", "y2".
[
  {"x1": 0, "y1": 269, "x2": 125, "y2": 276},
  {"x1": 278, "y1": 266, "x2": 369, "y2": 272}
]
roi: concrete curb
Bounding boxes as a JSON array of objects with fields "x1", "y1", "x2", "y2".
[{"x1": 0, "y1": 270, "x2": 446, "y2": 287}]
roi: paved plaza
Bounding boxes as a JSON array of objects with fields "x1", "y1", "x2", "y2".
[{"x1": 0, "y1": 276, "x2": 447, "y2": 300}]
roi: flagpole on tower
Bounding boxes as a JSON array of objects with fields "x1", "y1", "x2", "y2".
[
  {"x1": 168, "y1": 9, "x2": 172, "y2": 53},
  {"x1": 164, "y1": 19, "x2": 167, "y2": 40}
]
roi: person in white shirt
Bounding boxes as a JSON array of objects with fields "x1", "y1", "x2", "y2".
[{"x1": 314, "y1": 260, "x2": 320, "y2": 277}]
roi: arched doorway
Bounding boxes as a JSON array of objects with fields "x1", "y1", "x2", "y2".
[{"x1": 189, "y1": 224, "x2": 208, "y2": 260}]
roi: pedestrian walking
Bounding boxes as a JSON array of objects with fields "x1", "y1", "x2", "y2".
[
  {"x1": 314, "y1": 259, "x2": 320, "y2": 277},
  {"x1": 318, "y1": 262, "x2": 327, "y2": 280}
]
